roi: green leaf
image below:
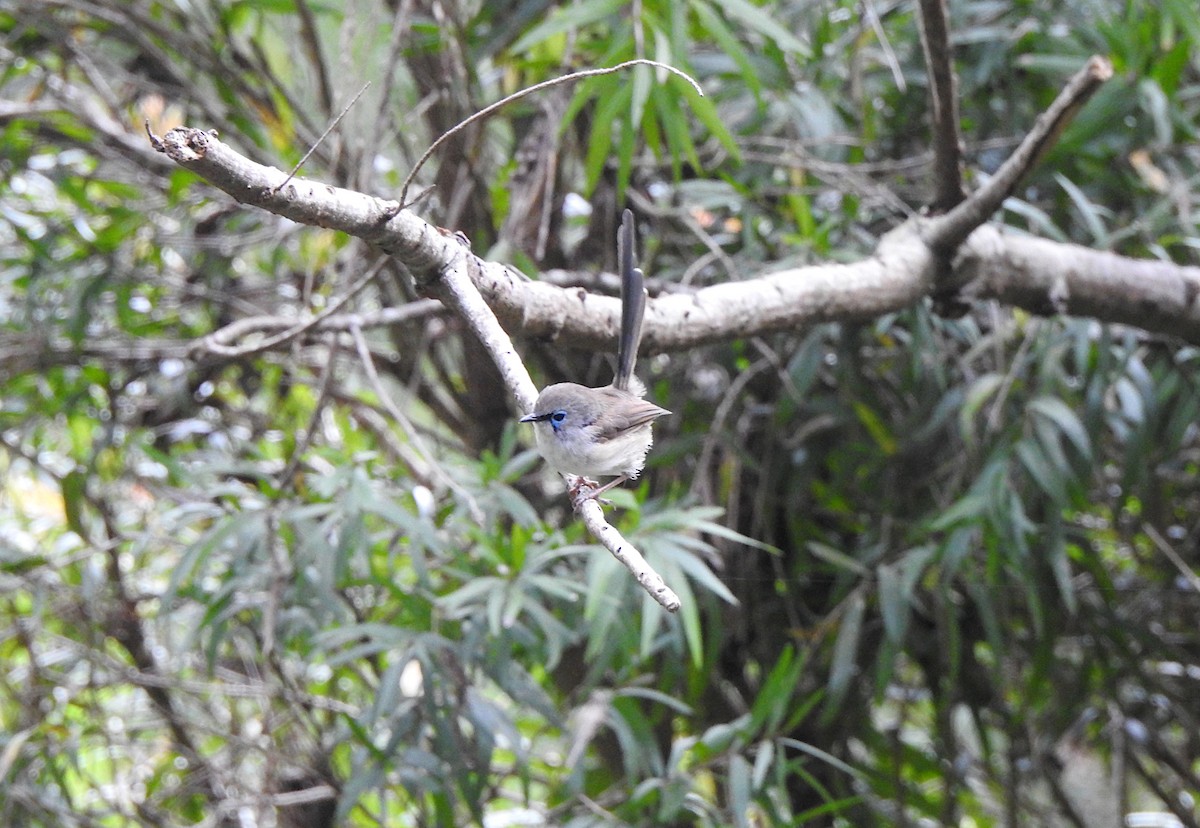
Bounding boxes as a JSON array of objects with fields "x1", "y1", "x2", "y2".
[
  {"x1": 61, "y1": 470, "x2": 87, "y2": 539},
  {"x1": 728, "y1": 752, "x2": 752, "y2": 828},
  {"x1": 1054, "y1": 172, "x2": 1110, "y2": 246},
  {"x1": 654, "y1": 85, "x2": 699, "y2": 179},
  {"x1": 1162, "y1": 0, "x2": 1200, "y2": 55},
  {"x1": 749, "y1": 646, "x2": 799, "y2": 734},
  {"x1": 825, "y1": 591, "x2": 865, "y2": 715},
  {"x1": 853, "y1": 401, "x2": 896, "y2": 454},
  {"x1": 675, "y1": 67, "x2": 741, "y2": 161},
  {"x1": 692, "y1": 0, "x2": 761, "y2": 96},
  {"x1": 1016, "y1": 438, "x2": 1068, "y2": 503},
  {"x1": 877, "y1": 545, "x2": 934, "y2": 645},
  {"x1": 807, "y1": 541, "x2": 870, "y2": 576},
  {"x1": 1028, "y1": 396, "x2": 1092, "y2": 460},
  {"x1": 777, "y1": 737, "x2": 866, "y2": 782},
  {"x1": 509, "y1": 0, "x2": 626, "y2": 54},
  {"x1": 752, "y1": 739, "x2": 774, "y2": 789},
  {"x1": 692, "y1": 518, "x2": 780, "y2": 554},
  {"x1": 583, "y1": 78, "x2": 631, "y2": 193},
  {"x1": 959, "y1": 372, "x2": 1005, "y2": 442},
  {"x1": 718, "y1": 0, "x2": 810, "y2": 57},
  {"x1": 1047, "y1": 519, "x2": 1077, "y2": 615}
]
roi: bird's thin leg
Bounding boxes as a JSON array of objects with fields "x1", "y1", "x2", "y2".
[{"x1": 580, "y1": 475, "x2": 630, "y2": 501}]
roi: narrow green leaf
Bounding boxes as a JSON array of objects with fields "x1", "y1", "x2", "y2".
[
  {"x1": 1029, "y1": 396, "x2": 1092, "y2": 460},
  {"x1": 631, "y1": 62, "x2": 652, "y2": 127},
  {"x1": 1054, "y1": 172, "x2": 1109, "y2": 246},
  {"x1": 509, "y1": 0, "x2": 625, "y2": 54},
  {"x1": 826, "y1": 591, "x2": 865, "y2": 711},
  {"x1": 1162, "y1": 0, "x2": 1200, "y2": 57},
  {"x1": 1048, "y1": 519, "x2": 1077, "y2": 614},
  {"x1": 718, "y1": 0, "x2": 810, "y2": 56},
  {"x1": 878, "y1": 546, "x2": 934, "y2": 644},
  {"x1": 61, "y1": 470, "x2": 88, "y2": 538},
  {"x1": 959, "y1": 372, "x2": 1005, "y2": 443},
  {"x1": 692, "y1": 0, "x2": 761, "y2": 95},
  {"x1": 693, "y1": 519, "x2": 781, "y2": 554},
  {"x1": 654, "y1": 88, "x2": 697, "y2": 179},
  {"x1": 661, "y1": 539, "x2": 737, "y2": 604},
  {"x1": 752, "y1": 739, "x2": 774, "y2": 789},
  {"x1": 728, "y1": 753, "x2": 752, "y2": 828},
  {"x1": 749, "y1": 645, "x2": 800, "y2": 734},
  {"x1": 584, "y1": 79, "x2": 631, "y2": 193},
  {"x1": 853, "y1": 401, "x2": 896, "y2": 454},
  {"x1": 778, "y1": 737, "x2": 866, "y2": 781},
  {"x1": 807, "y1": 541, "x2": 870, "y2": 576},
  {"x1": 1016, "y1": 439, "x2": 1068, "y2": 503}
]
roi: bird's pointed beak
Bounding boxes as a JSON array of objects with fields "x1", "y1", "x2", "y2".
[{"x1": 520, "y1": 412, "x2": 547, "y2": 423}]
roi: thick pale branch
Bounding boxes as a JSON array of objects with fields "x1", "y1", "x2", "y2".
[
  {"x1": 437, "y1": 249, "x2": 539, "y2": 412},
  {"x1": 492, "y1": 225, "x2": 938, "y2": 353},
  {"x1": 149, "y1": 125, "x2": 1200, "y2": 360},
  {"x1": 149, "y1": 127, "x2": 455, "y2": 278},
  {"x1": 959, "y1": 226, "x2": 1200, "y2": 340}
]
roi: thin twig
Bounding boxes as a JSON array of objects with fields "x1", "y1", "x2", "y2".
[
  {"x1": 399, "y1": 58, "x2": 703, "y2": 206},
  {"x1": 275, "y1": 334, "x2": 341, "y2": 491},
  {"x1": 198, "y1": 256, "x2": 386, "y2": 358},
  {"x1": 274, "y1": 82, "x2": 370, "y2": 193},
  {"x1": 295, "y1": 0, "x2": 334, "y2": 118},
  {"x1": 864, "y1": 0, "x2": 906, "y2": 93},
  {"x1": 261, "y1": 509, "x2": 288, "y2": 659},
  {"x1": 348, "y1": 322, "x2": 484, "y2": 522},
  {"x1": 1143, "y1": 523, "x2": 1200, "y2": 595},
  {"x1": 368, "y1": 0, "x2": 417, "y2": 162},
  {"x1": 0, "y1": 301, "x2": 443, "y2": 377}
]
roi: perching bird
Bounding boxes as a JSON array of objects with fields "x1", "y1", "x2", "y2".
[{"x1": 520, "y1": 209, "x2": 670, "y2": 498}]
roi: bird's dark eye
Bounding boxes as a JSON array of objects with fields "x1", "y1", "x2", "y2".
[{"x1": 550, "y1": 410, "x2": 567, "y2": 424}]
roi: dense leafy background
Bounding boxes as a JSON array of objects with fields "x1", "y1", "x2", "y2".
[{"x1": 2, "y1": 0, "x2": 1198, "y2": 826}]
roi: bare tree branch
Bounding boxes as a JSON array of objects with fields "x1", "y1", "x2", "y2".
[
  {"x1": 925, "y1": 56, "x2": 1114, "y2": 256},
  {"x1": 0, "y1": 302, "x2": 443, "y2": 376},
  {"x1": 147, "y1": 109, "x2": 1200, "y2": 361},
  {"x1": 916, "y1": 0, "x2": 965, "y2": 211},
  {"x1": 958, "y1": 224, "x2": 1200, "y2": 340}
]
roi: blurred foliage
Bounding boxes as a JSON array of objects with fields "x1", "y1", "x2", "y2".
[{"x1": 2, "y1": 0, "x2": 1200, "y2": 826}]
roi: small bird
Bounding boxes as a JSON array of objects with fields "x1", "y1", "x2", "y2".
[{"x1": 521, "y1": 209, "x2": 670, "y2": 499}]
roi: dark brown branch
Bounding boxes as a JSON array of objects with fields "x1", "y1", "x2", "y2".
[
  {"x1": 925, "y1": 56, "x2": 1113, "y2": 256},
  {"x1": 295, "y1": 0, "x2": 334, "y2": 119},
  {"x1": 916, "y1": 0, "x2": 965, "y2": 211}
]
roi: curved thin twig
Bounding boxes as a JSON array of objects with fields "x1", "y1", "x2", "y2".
[{"x1": 398, "y1": 59, "x2": 703, "y2": 205}]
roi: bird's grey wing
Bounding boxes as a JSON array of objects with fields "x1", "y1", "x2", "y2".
[{"x1": 590, "y1": 394, "x2": 670, "y2": 441}]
